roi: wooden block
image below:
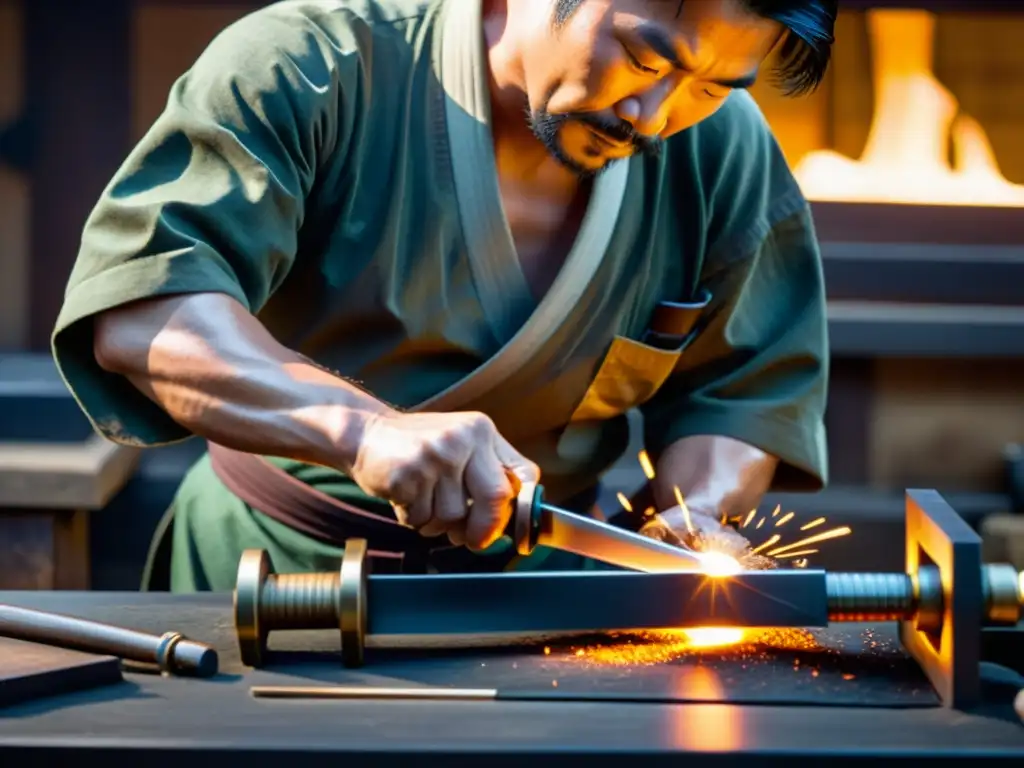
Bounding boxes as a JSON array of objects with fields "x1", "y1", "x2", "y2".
[
  {"x1": 0, "y1": 509, "x2": 90, "y2": 589},
  {"x1": 0, "y1": 434, "x2": 139, "y2": 509},
  {"x1": 0, "y1": 636, "x2": 123, "y2": 708}
]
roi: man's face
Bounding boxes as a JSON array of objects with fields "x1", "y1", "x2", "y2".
[{"x1": 518, "y1": 0, "x2": 783, "y2": 177}]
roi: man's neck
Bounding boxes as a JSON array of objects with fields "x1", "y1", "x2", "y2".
[{"x1": 481, "y1": 0, "x2": 576, "y2": 189}]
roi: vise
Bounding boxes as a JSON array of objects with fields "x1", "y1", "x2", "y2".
[{"x1": 232, "y1": 489, "x2": 1023, "y2": 710}]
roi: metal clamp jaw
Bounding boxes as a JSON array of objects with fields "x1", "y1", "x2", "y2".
[{"x1": 235, "y1": 539, "x2": 369, "y2": 669}]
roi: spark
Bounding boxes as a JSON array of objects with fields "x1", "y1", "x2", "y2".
[
  {"x1": 697, "y1": 551, "x2": 744, "y2": 577},
  {"x1": 800, "y1": 517, "x2": 826, "y2": 531},
  {"x1": 775, "y1": 511, "x2": 795, "y2": 527},
  {"x1": 562, "y1": 628, "x2": 822, "y2": 667},
  {"x1": 771, "y1": 504, "x2": 782, "y2": 517},
  {"x1": 741, "y1": 509, "x2": 757, "y2": 528},
  {"x1": 642, "y1": 506, "x2": 656, "y2": 518},
  {"x1": 756, "y1": 517, "x2": 766, "y2": 529},
  {"x1": 750, "y1": 534, "x2": 781, "y2": 554},
  {"x1": 672, "y1": 485, "x2": 695, "y2": 534},
  {"x1": 616, "y1": 493, "x2": 633, "y2": 513},
  {"x1": 793, "y1": 558, "x2": 809, "y2": 568},
  {"x1": 766, "y1": 526, "x2": 852, "y2": 557},
  {"x1": 774, "y1": 549, "x2": 819, "y2": 559},
  {"x1": 638, "y1": 450, "x2": 656, "y2": 479},
  {"x1": 683, "y1": 628, "x2": 745, "y2": 647}
]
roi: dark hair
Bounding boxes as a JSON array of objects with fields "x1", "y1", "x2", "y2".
[
  {"x1": 552, "y1": 0, "x2": 837, "y2": 96},
  {"x1": 741, "y1": 0, "x2": 837, "y2": 95}
]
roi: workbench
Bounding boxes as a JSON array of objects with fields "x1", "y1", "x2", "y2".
[{"x1": 0, "y1": 590, "x2": 1021, "y2": 765}]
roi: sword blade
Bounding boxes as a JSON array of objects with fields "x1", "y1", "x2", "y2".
[{"x1": 535, "y1": 503, "x2": 708, "y2": 573}]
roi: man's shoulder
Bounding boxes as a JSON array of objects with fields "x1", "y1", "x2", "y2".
[
  {"x1": 252, "y1": 0, "x2": 433, "y2": 29},
  {"x1": 665, "y1": 91, "x2": 808, "y2": 258},
  {"x1": 672, "y1": 91, "x2": 780, "y2": 174},
  {"x1": 203, "y1": 0, "x2": 434, "y2": 60}
]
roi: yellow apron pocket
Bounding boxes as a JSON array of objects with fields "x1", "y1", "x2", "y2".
[{"x1": 569, "y1": 335, "x2": 685, "y2": 423}]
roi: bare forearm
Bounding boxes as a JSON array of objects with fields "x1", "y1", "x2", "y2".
[
  {"x1": 93, "y1": 292, "x2": 394, "y2": 469},
  {"x1": 652, "y1": 435, "x2": 778, "y2": 518}
]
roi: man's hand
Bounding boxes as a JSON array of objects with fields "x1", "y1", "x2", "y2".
[
  {"x1": 351, "y1": 411, "x2": 539, "y2": 549},
  {"x1": 640, "y1": 505, "x2": 752, "y2": 559}
]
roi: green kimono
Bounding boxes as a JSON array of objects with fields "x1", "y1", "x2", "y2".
[{"x1": 52, "y1": 0, "x2": 829, "y2": 591}]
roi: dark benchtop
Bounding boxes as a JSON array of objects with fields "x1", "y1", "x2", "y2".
[{"x1": 0, "y1": 591, "x2": 1022, "y2": 766}]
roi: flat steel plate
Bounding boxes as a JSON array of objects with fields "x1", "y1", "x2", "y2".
[{"x1": 254, "y1": 624, "x2": 942, "y2": 708}]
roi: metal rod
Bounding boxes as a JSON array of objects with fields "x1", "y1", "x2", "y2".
[
  {"x1": 251, "y1": 685, "x2": 497, "y2": 701},
  {"x1": 826, "y1": 572, "x2": 917, "y2": 622},
  {"x1": 0, "y1": 603, "x2": 218, "y2": 677}
]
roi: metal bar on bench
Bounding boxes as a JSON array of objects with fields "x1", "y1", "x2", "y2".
[{"x1": 364, "y1": 570, "x2": 830, "y2": 637}]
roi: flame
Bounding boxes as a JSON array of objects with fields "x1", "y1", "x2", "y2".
[
  {"x1": 794, "y1": 10, "x2": 1024, "y2": 207},
  {"x1": 682, "y1": 551, "x2": 744, "y2": 647}
]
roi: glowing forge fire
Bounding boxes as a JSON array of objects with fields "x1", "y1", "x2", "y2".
[
  {"x1": 793, "y1": 10, "x2": 1024, "y2": 207},
  {"x1": 599, "y1": 450, "x2": 853, "y2": 657}
]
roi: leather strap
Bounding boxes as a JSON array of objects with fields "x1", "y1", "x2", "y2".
[{"x1": 207, "y1": 443, "x2": 441, "y2": 573}]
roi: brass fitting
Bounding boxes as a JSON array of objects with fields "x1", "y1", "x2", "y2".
[{"x1": 234, "y1": 539, "x2": 368, "y2": 669}]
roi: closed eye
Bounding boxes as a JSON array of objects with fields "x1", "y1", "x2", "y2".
[{"x1": 622, "y1": 45, "x2": 660, "y2": 76}]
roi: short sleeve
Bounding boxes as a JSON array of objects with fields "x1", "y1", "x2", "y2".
[
  {"x1": 641, "y1": 93, "x2": 829, "y2": 491},
  {"x1": 51, "y1": 6, "x2": 360, "y2": 446}
]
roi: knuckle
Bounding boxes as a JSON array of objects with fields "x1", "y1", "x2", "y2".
[
  {"x1": 423, "y1": 433, "x2": 462, "y2": 467},
  {"x1": 465, "y1": 411, "x2": 495, "y2": 435},
  {"x1": 386, "y1": 465, "x2": 413, "y2": 493}
]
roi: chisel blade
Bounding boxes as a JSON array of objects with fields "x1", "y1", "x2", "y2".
[
  {"x1": 508, "y1": 482, "x2": 710, "y2": 573},
  {"x1": 534, "y1": 502, "x2": 708, "y2": 572}
]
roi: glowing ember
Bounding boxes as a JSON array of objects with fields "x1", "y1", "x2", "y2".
[
  {"x1": 616, "y1": 492, "x2": 633, "y2": 513},
  {"x1": 672, "y1": 486, "x2": 695, "y2": 534},
  {"x1": 750, "y1": 534, "x2": 780, "y2": 555},
  {"x1": 794, "y1": 10, "x2": 1024, "y2": 207},
  {"x1": 696, "y1": 551, "x2": 744, "y2": 577},
  {"x1": 683, "y1": 628, "x2": 745, "y2": 648},
  {"x1": 561, "y1": 628, "x2": 822, "y2": 667},
  {"x1": 638, "y1": 450, "x2": 656, "y2": 480},
  {"x1": 766, "y1": 527, "x2": 852, "y2": 557},
  {"x1": 774, "y1": 511, "x2": 795, "y2": 527},
  {"x1": 775, "y1": 548, "x2": 820, "y2": 560}
]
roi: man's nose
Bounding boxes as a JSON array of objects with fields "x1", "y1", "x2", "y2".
[{"x1": 613, "y1": 81, "x2": 675, "y2": 137}]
